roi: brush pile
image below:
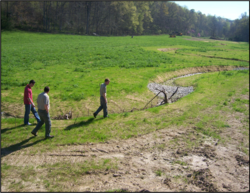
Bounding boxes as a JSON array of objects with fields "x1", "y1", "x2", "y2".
[{"x1": 53, "y1": 111, "x2": 72, "y2": 120}]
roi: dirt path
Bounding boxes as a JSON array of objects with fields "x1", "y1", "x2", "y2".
[
  {"x1": 1, "y1": 119, "x2": 249, "y2": 192},
  {"x1": 184, "y1": 53, "x2": 249, "y2": 63},
  {"x1": 184, "y1": 37, "x2": 240, "y2": 43}
]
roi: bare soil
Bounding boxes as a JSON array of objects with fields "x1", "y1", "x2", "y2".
[
  {"x1": 1, "y1": 113, "x2": 249, "y2": 192},
  {"x1": 184, "y1": 37, "x2": 240, "y2": 43},
  {"x1": 186, "y1": 53, "x2": 249, "y2": 63},
  {"x1": 157, "y1": 48, "x2": 179, "y2": 52}
]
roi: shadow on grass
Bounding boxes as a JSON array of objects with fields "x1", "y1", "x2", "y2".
[
  {"x1": 1, "y1": 124, "x2": 26, "y2": 134},
  {"x1": 64, "y1": 118, "x2": 95, "y2": 130},
  {"x1": 1, "y1": 137, "x2": 46, "y2": 158}
]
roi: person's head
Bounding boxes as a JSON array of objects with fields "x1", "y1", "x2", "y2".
[
  {"x1": 29, "y1": 80, "x2": 35, "y2": 87},
  {"x1": 104, "y1": 78, "x2": 110, "y2": 85},
  {"x1": 44, "y1": 86, "x2": 50, "y2": 93}
]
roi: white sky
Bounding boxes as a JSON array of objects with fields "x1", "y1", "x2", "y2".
[{"x1": 173, "y1": 1, "x2": 249, "y2": 20}]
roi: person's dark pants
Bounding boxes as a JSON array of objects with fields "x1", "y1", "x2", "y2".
[
  {"x1": 24, "y1": 104, "x2": 40, "y2": 125},
  {"x1": 94, "y1": 96, "x2": 108, "y2": 117},
  {"x1": 32, "y1": 109, "x2": 51, "y2": 137}
]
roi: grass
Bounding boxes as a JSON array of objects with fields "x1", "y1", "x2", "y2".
[
  {"x1": 167, "y1": 70, "x2": 249, "y2": 148},
  {"x1": 173, "y1": 160, "x2": 188, "y2": 166},
  {"x1": 2, "y1": 159, "x2": 118, "y2": 192},
  {"x1": 155, "y1": 169, "x2": 163, "y2": 176},
  {"x1": 154, "y1": 143, "x2": 166, "y2": 151},
  {"x1": 1, "y1": 31, "x2": 249, "y2": 191},
  {"x1": 1, "y1": 31, "x2": 249, "y2": 118}
]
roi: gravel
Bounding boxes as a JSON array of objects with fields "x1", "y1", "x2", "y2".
[
  {"x1": 232, "y1": 67, "x2": 249, "y2": 71},
  {"x1": 147, "y1": 68, "x2": 249, "y2": 105},
  {"x1": 148, "y1": 73, "x2": 203, "y2": 104},
  {"x1": 147, "y1": 83, "x2": 194, "y2": 104}
]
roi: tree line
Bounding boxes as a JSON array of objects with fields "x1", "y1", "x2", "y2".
[{"x1": 1, "y1": 1, "x2": 249, "y2": 42}]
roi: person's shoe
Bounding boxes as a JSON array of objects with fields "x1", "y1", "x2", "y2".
[
  {"x1": 31, "y1": 131, "x2": 37, "y2": 136},
  {"x1": 104, "y1": 116, "x2": 109, "y2": 118},
  {"x1": 93, "y1": 113, "x2": 97, "y2": 118},
  {"x1": 27, "y1": 122, "x2": 32, "y2": 126},
  {"x1": 45, "y1": 135, "x2": 54, "y2": 139}
]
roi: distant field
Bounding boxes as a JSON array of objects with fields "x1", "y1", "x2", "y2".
[{"x1": 1, "y1": 31, "x2": 249, "y2": 118}]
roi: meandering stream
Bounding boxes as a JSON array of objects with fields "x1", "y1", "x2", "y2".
[{"x1": 148, "y1": 67, "x2": 249, "y2": 104}]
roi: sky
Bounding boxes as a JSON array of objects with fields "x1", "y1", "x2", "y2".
[{"x1": 173, "y1": 1, "x2": 249, "y2": 20}]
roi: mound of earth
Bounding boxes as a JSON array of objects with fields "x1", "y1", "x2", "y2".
[{"x1": 157, "y1": 48, "x2": 178, "y2": 52}]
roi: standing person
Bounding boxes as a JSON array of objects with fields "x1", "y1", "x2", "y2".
[
  {"x1": 24, "y1": 80, "x2": 41, "y2": 125},
  {"x1": 31, "y1": 86, "x2": 54, "y2": 138},
  {"x1": 93, "y1": 78, "x2": 110, "y2": 118}
]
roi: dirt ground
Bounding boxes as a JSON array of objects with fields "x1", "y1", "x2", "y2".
[
  {"x1": 157, "y1": 48, "x2": 179, "y2": 52},
  {"x1": 1, "y1": 112, "x2": 249, "y2": 192},
  {"x1": 184, "y1": 37, "x2": 240, "y2": 43}
]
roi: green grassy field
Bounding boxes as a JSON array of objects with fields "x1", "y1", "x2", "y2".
[
  {"x1": 1, "y1": 31, "x2": 249, "y2": 118},
  {"x1": 1, "y1": 31, "x2": 249, "y2": 191},
  {"x1": 1, "y1": 30, "x2": 249, "y2": 144}
]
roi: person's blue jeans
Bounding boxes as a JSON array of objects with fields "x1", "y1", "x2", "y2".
[
  {"x1": 94, "y1": 96, "x2": 108, "y2": 117},
  {"x1": 32, "y1": 109, "x2": 51, "y2": 137},
  {"x1": 24, "y1": 104, "x2": 40, "y2": 125}
]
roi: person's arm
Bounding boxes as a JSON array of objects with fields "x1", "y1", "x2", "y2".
[
  {"x1": 27, "y1": 89, "x2": 35, "y2": 107},
  {"x1": 44, "y1": 94, "x2": 50, "y2": 113},
  {"x1": 102, "y1": 93, "x2": 107, "y2": 103},
  {"x1": 28, "y1": 98, "x2": 35, "y2": 107},
  {"x1": 45, "y1": 104, "x2": 49, "y2": 113}
]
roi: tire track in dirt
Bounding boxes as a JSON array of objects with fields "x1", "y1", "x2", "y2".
[
  {"x1": 110, "y1": 100, "x2": 125, "y2": 113},
  {"x1": 184, "y1": 53, "x2": 249, "y2": 62},
  {"x1": 2, "y1": 123, "x2": 249, "y2": 192},
  {"x1": 1, "y1": 128, "x2": 184, "y2": 166}
]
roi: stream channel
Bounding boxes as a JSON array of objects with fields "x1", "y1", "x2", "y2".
[{"x1": 147, "y1": 67, "x2": 249, "y2": 105}]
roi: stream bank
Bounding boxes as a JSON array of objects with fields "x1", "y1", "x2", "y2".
[{"x1": 148, "y1": 67, "x2": 249, "y2": 104}]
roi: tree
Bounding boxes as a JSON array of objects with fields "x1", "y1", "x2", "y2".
[
  {"x1": 222, "y1": 21, "x2": 230, "y2": 37},
  {"x1": 134, "y1": 1, "x2": 153, "y2": 35},
  {"x1": 1, "y1": 1, "x2": 247, "y2": 42},
  {"x1": 86, "y1": 1, "x2": 91, "y2": 35},
  {"x1": 228, "y1": 13, "x2": 249, "y2": 42},
  {"x1": 208, "y1": 15, "x2": 217, "y2": 37},
  {"x1": 110, "y1": 1, "x2": 139, "y2": 35}
]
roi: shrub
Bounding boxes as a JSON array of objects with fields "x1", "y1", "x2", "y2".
[{"x1": 71, "y1": 93, "x2": 85, "y2": 101}]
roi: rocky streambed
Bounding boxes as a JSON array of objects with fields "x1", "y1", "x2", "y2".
[
  {"x1": 148, "y1": 73, "x2": 201, "y2": 104},
  {"x1": 148, "y1": 67, "x2": 249, "y2": 104}
]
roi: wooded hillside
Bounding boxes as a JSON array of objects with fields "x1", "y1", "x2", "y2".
[{"x1": 1, "y1": 1, "x2": 249, "y2": 42}]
